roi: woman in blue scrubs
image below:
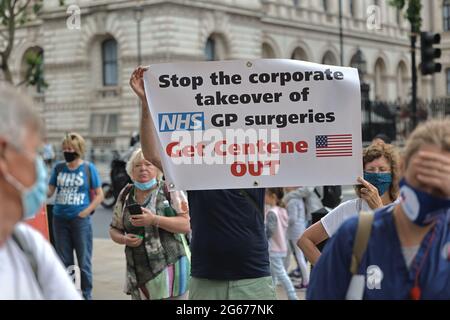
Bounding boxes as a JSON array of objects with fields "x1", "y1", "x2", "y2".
[{"x1": 307, "y1": 118, "x2": 450, "y2": 300}]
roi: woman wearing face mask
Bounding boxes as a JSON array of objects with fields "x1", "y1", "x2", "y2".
[
  {"x1": 307, "y1": 118, "x2": 450, "y2": 300},
  {"x1": 47, "y1": 133, "x2": 104, "y2": 300},
  {"x1": 109, "y1": 148, "x2": 191, "y2": 300},
  {"x1": 299, "y1": 143, "x2": 400, "y2": 265},
  {"x1": 0, "y1": 84, "x2": 81, "y2": 299}
]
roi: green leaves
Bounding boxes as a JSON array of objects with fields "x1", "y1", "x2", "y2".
[
  {"x1": 407, "y1": 0, "x2": 422, "y2": 33},
  {"x1": 33, "y1": 1, "x2": 43, "y2": 15},
  {"x1": 389, "y1": 0, "x2": 422, "y2": 33},
  {"x1": 24, "y1": 49, "x2": 47, "y2": 89},
  {"x1": 389, "y1": 0, "x2": 406, "y2": 9},
  {"x1": 0, "y1": 0, "x2": 64, "y2": 85}
]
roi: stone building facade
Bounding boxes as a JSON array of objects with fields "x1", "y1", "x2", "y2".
[{"x1": 2, "y1": 0, "x2": 449, "y2": 153}]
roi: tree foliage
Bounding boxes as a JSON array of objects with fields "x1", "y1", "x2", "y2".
[
  {"x1": 390, "y1": 0, "x2": 422, "y2": 33},
  {"x1": 0, "y1": 0, "x2": 64, "y2": 85}
]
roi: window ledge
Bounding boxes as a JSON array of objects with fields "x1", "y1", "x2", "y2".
[
  {"x1": 95, "y1": 86, "x2": 121, "y2": 98},
  {"x1": 33, "y1": 92, "x2": 46, "y2": 104}
]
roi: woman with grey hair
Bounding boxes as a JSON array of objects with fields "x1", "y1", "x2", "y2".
[
  {"x1": 0, "y1": 84, "x2": 81, "y2": 299},
  {"x1": 109, "y1": 148, "x2": 191, "y2": 300}
]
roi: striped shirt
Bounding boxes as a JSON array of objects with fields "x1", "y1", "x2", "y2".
[{"x1": 137, "y1": 255, "x2": 190, "y2": 300}]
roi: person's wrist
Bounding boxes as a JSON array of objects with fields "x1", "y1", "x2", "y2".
[
  {"x1": 122, "y1": 235, "x2": 128, "y2": 246},
  {"x1": 152, "y1": 215, "x2": 160, "y2": 228}
]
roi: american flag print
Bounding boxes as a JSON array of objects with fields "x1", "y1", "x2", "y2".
[{"x1": 315, "y1": 134, "x2": 353, "y2": 158}]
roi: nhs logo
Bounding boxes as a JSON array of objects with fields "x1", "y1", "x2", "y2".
[{"x1": 158, "y1": 112, "x2": 205, "y2": 132}]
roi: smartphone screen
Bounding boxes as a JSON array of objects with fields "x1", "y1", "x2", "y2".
[{"x1": 127, "y1": 204, "x2": 143, "y2": 215}]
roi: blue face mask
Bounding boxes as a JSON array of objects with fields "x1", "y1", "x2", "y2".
[
  {"x1": 4, "y1": 157, "x2": 48, "y2": 220},
  {"x1": 134, "y1": 178, "x2": 157, "y2": 191},
  {"x1": 399, "y1": 178, "x2": 450, "y2": 226},
  {"x1": 363, "y1": 172, "x2": 392, "y2": 196}
]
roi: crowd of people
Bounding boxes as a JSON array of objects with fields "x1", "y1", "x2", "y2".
[{"x1": 0, "y1": 65, "x2": 448, "y2": 300}]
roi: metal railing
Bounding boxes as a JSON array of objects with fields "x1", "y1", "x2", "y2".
[{"x1": 362, "y1": 97, "x2": 450, "y2": 142}]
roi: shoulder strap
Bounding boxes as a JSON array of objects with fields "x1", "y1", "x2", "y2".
[
  {"x1": 120, "y1": 184, "x2": 134, "y2": 207},
  {"x1": 54, "y1": 162, "x2": 66, "y2": 177},
  {"x1": 12, "y1": 229, "x2": 40, "y2": 289},
  {"x1": 84, "y1": 161, "x2": 92, "y2": 191},
  {"x1": 314, "y1": 187, "x2": 321, "y2": 199},
  {"x1": 350, "y1": 210, "x2": 374, "y2": 275},
  {"x1": 239, "y1": 189, "x2": 263, "y2": 215},
  {"x1": 162, "y1": 182, "x2": 171, "y2": 202}
]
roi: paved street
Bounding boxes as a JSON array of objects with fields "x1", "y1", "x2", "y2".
[
  {"x1": 92, "y1": 209, "x2": 308, "y2": 300},
  {"x1": 91, "y1": 238, "x2": 307, "y2": 300}
]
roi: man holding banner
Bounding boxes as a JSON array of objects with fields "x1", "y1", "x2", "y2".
[
  {"x1": 131, "y1": 66, "x2": 276, "y2": 300},
  {"x1": 130, "y1": 59, "x2": 362, "y2": 300}
]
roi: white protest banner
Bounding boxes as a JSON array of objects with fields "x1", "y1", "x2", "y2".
[{"x1": 143, "y1": 59, "x2": 363, "y2": 191}]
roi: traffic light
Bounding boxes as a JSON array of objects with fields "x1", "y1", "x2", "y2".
[{"x1": 420, "y1": 32, "x2": 441, "y2": 75}]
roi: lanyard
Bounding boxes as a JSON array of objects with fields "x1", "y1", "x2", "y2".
[{"x1": 409, "y1": 225, "x2": 437, "y2": 300}]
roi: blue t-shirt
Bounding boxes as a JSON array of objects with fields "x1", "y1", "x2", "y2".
[
  {"x1": 307, "y1": 206, "x2": 450, "y2": 300},
  {"x1": 49, "y1": 161, "x2": 101, "y2": 220},
  {"x1": 188, "y1": 188, "x2": 271, "y2": 280}
]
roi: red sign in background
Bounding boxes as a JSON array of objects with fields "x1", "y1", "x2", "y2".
[{"x1": 25, "y1": 206, "x2": 49, "y2": 241}]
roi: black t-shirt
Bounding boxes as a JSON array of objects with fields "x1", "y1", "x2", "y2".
[{"x1": 187, "y1": 188, "x2": 270, "y2": 280}]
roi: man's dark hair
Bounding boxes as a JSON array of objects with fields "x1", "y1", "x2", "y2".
[{"x1": 372, "y1": 133, "x2": 391, "y2": 144}]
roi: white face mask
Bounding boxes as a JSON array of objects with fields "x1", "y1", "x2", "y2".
[{"x1": 399, "y1": 178, "x2": 450, "y2": 226}]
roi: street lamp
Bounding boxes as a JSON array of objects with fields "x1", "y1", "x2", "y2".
[
  {"x1": 134, "y1": 4, "x2": 144, "y2": 66},
  {"x1": 351, "y1": 49, "x2": 371, "y2": 140},
  {"x1": 134, "y1": 4, "x2": 144, "y2": 113},
  {"x1": 338, "y1": 0, "x2": 344, "y2": 65},
  {"x1": 352, "y1": 49, "x2": 367, "y2": 82}
]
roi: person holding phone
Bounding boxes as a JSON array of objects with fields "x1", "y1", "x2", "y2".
[
  {"x1": 109, "y1": 148, "x2": 191, "y2": 300},
  {"x1": 299, "y1": 143, "x2": 401, "y2": 265}
]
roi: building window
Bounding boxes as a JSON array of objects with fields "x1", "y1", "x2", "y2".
[
  {"x1": 262, "y1": 43, "x2": 276, "y2": 59},
  {"x1": 349, "y1": 0, "x2": 355, "y2": 17},
  {"x1": 444, "y1": 0, "x2": 450, "y2": 31},
  {"x1": 205, "y1": 38, "x2": 215, "y2": 61},
  {"x1": 36, "y1": 50, "x2": 45, "y2": 93},
  {"x1": 205, "y1": 34, "x2": 228, "y2": 61},
  {"x1": 102, "y1": 39, "x2": 118, "y2": 86},
  {"x1": 291, "y1": 47, "x2": 308, "y2": 61},
  {"x1": 90, "y1": 114, "x2": 119, "y2": 136},
  {"x1": 293, "y1": 0, "x2": 300, "y2": 6},
  {"x1": 322, "y1": 51, "x2": 337, "y2": 66},
  {"x1": 396, "y1": 9, "x2": 401, "y2": 25},
  {"x1": 447, "y1": 69, "x2": 450, "y2": 95},
  {"x1": 322, "y1": 0, "x2": 328, "y2": 12}
]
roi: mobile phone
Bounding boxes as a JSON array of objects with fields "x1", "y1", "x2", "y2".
[{"x1": 127, "y1": 203, "x2": 143, "y2": 215}]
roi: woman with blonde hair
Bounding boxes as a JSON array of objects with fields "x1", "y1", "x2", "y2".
[
  {"x1": 48, "y1": 132, "x2": 104, "y2": 300},
  {"x1": 109, "y1": 148, "x2": 191, "y2": 300}
]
